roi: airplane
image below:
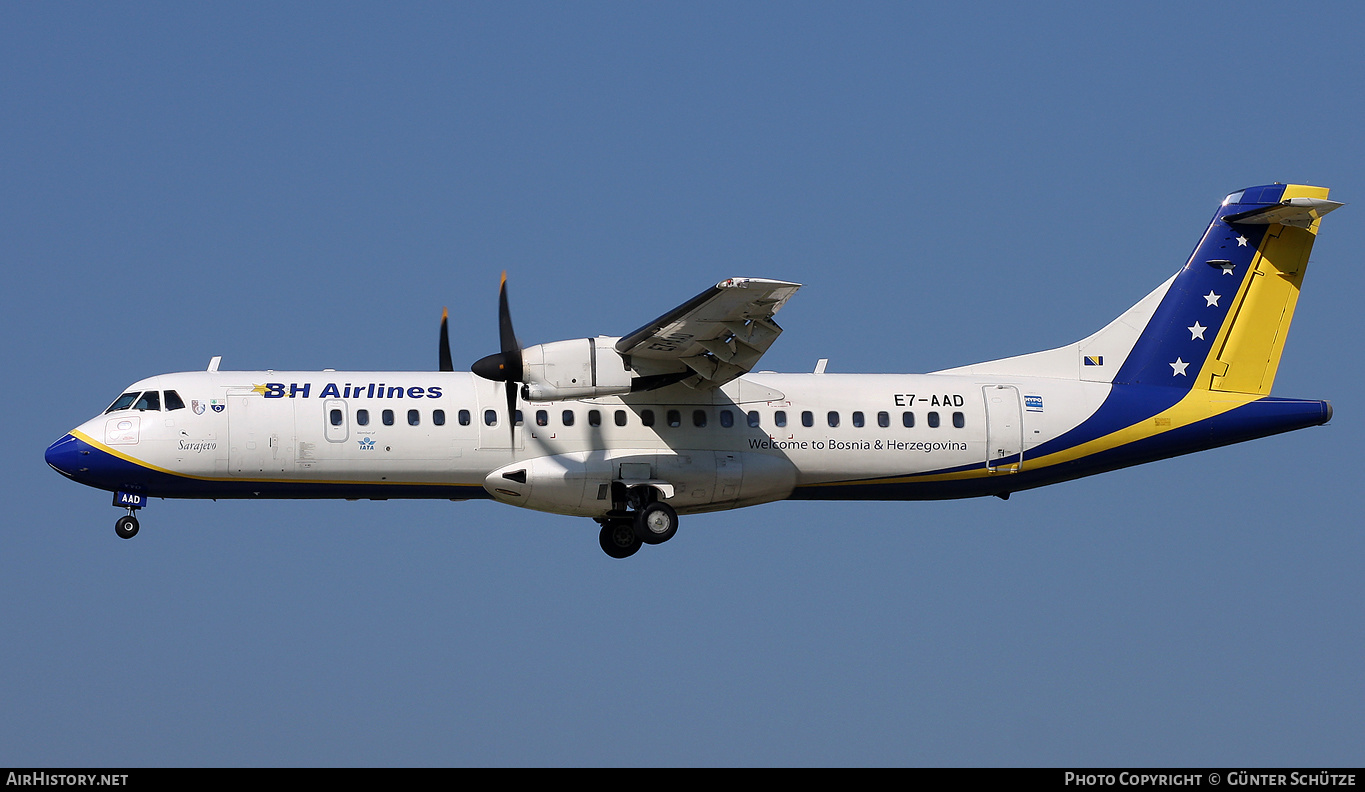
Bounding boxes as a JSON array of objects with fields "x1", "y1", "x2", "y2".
[{"x1": 46, "y1": 183, "x2": 1340, "y2": 558}]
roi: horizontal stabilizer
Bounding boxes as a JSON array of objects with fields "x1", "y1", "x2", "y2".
[{"x1": 1224, "y1": 197, "x2": 1343, "y2": 228}]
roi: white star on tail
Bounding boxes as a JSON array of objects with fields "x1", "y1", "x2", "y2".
[
  {"x1": 1170, "y1": 358, "x2": 1189, "y2": 376},
  {"x1": 1204, "y1": 291, "x2": 1221, "y2": 307},
  {"x1": 1237, "y1": 235, "x2": 1249, "y2": 246},
  {"x1": 1189, "y1": 321, "x2": 1206, "y2": 340}
]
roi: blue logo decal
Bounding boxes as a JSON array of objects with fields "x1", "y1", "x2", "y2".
[
  {"x1": 1024, "y1": 395, "x2": 1044, "y2": 412},
  {"x1": 358, "y1": 437, "x2": 375, "y2": 450}
]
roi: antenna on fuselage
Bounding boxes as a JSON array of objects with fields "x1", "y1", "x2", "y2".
[{"x1": 207, "y1": 356, "x2": 221, "y2": 372}]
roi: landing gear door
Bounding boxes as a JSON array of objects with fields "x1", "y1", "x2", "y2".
[{"x1": 983, "y1": 385, "x2": 1023, "y2": 474}]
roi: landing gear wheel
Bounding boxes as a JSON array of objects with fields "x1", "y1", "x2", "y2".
[
  {"x1": 599, "y1": 520, "x2": 641, "y2": 559},
  {"x1": 634, "y1": 501, "x2": 678, "y2": 545},
  {"x1": 115, "y1": 515, "x2": 140, "y2": 540}
]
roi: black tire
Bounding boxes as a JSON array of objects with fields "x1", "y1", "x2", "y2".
[
  {"x1": 599, "y1": 521, "x2": 641, "y2": 559},
  {"x1": 115, "y1": 515, "x2": 140, "y2": 540},
  {"x1": 634, "y1": 501, "x2": 678, "y2": 545}
]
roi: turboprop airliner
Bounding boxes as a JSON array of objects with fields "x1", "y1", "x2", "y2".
[{"x1": 46, "y1": 184, "x2": 1339, "y2": 558}]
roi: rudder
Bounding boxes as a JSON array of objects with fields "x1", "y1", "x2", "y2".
[{"x1": 1206, "y1": 184, "x2": 1336, "y2": 395}]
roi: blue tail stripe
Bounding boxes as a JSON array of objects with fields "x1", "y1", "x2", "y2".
[{"x1": 1113, "y1": 194, "x2": 1271, "y2": 388}]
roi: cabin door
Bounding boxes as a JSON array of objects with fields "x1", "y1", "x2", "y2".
[
  {"x1": 983, "y1": 385, "x2": 1023, "y2": 474},
  {"x1": 228, "y1": 392, "x2": 297, "y2": 476}
]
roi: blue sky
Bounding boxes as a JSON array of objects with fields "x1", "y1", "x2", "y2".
[{"x1": 3, "y1": 2, "x2": 1362, "y2": 766}]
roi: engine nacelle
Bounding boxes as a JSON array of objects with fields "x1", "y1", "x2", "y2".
[{"x1": 519, "y1": 337, "x2": 633, "y2": 402}]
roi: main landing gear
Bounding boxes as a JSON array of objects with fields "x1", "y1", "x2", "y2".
[{"x1": 595, "y1": 487, "x2": 679, "y2": 559}]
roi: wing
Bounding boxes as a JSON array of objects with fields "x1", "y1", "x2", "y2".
[{"x1": 615, "y1": 277, "x2": 802, "y2": 389}]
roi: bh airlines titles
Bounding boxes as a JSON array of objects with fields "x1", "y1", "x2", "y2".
[{"x1": 255, "y1": 382, "x2": 444, "y2": 400}]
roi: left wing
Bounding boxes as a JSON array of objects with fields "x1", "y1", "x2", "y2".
[{"x1": 616, "y1": 277, "x2": 801, "y2": 389}]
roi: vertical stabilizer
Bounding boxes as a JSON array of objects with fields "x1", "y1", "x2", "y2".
[
  {"x1": 933, "y1": 185, "x2": 1339, "y2": 393},
  {"x1": 1092, "y1": 184, "x2": 1337, "y2": 395}
]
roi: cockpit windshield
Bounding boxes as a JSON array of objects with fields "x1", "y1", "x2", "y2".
[
  {"x1": 104, "y1": 390, "x2": 185, "y2": 413},
  {"x1": 105, "y1": 392, "x2": 139, "y2": 413}
]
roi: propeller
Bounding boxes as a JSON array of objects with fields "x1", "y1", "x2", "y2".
[
  {"x1": 438, "y1": 307, "x2": 453, "y2": 372},
  {"x1": 470, "y1": 272, "x2": 523, "y2": 443}
]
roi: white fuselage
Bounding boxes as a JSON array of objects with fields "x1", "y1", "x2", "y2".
[{"x1": 70, "y1": 368, "x2": 1112, "y2": 515}]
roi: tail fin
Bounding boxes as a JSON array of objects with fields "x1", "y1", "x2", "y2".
[
  {"x1": 937, "y1": 184, "x2": 1340, "y2": 396},
  {"x1": 1204, "y1": 186, "x2": 1338, "y2": 394},
  {"x1": 1105, "y1": 184, "x2": 1339, "y2": 394}
]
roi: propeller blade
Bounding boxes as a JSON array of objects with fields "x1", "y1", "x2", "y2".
[
  {"x1": 468, "y1": 272, "x2": 525, "y2": 449},
  {"x1": 438, "y1": 307, "x2": 453, "y2": 372},
  {"x1": 505, "y1": 381, "x2": 518, "y2": 448},
  {"x1": 498, "y1": 271, "x2": 519, "y2": 359},
  {"x1": 471, "y1": 272, "x2": 524, "y2": 382},
  {"x1": 497, "y1": 273, "x2": 521, "y2": 448}
]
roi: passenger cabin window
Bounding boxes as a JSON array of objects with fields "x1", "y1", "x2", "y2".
[
  {"x1": 902, "y1": 411, "x2": 915, "y2": 428},
  {"x1": 164, "y1": 391, "x2": 186, "y2": 411},
  {"x1": 693, "y1": 410, "x2": 707, "y2": 428},
  {"x1": 588, "y1": 410, "x2": 601, "y2": 427},
  {"x1": 106, "y1": 392, "x2": 139, "y2": 413},
  {"x1": 747, "y1": 411, "x2": 760, "y2": 428},
  {"x1": 536, "y1": 409, "x2": 549, "y2": 427},
  {"x1": 408, "y1": 409, "x2": 420, "y2": 426},
  {"x1": 484, "y1": 409, "x2": 497, "y2": 426},
  {"x1": 357, "y1": 409, "x2": 370, "y2": 426},
  {"x1": 459, "y1": 409, "x2": 471, "y2": 426},
  {"x1": 433, "y1": 409, "x2": 446, "y2": 426},
  {"x1": 329, "y1": 409, "x2": 343, "y2": 426},
  {"x1": 720, "y1": 409, "x2": 734, "y2": 428},
  {"x1": 928, "y1": 411, "x2": 940, "y2": 428},
  {"x1": 801, "y1": 411, "x2": 814, "y2": 428},
  {"x1": 953, "y1": 411, "x2": 965, "y2": 428},
  {"x1": 877, "y1": 411, "x2": 890, "y2": 428},
  {"x1": 515, "y1": 410, "x2": 524, "y2": 426},
  {"x1": 667, "y1": 410, "x2": 681, "y2": 428},
  {"x1": 827, "y1": 411, "x2": 839, "y2": 428},
  {"x1": 562, "y1": 410, "x2": 575, "y2": 427},
  {"x1": 775, "y1": 411, "x2": 787, "y2": 427},
  {"x1": 383, "y1": 409, "x2": 395, "y2": 426},
  {"x1": 852, "y1": 411, "x2": 864, "y2": 428},
  {"x1": 641, "y1": 409, "x2": 655, "y2": 427},
  {"x1": 614, "y1": 410, "x2": 627, "y2": 427}
]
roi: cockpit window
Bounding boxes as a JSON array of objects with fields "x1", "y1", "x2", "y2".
[
  {"x1": 133, "y1": 391, "x2": 161, "y2": 411},
  {"x1": 105, "y1": 392, "x2": 139, "y2": 413},
  {"x1": 164, "y1": 390, "x2": 186, "y2": 411}
]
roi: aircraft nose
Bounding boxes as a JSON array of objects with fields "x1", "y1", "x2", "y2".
[{"x1": 45, "y1": 433, "x2": 88, "y2": 478}]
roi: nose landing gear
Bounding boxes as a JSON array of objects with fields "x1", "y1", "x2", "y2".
[
  {"x1": 112, "y1": 491, "x2": 145, "y2": 539},
  {"x1": 115, "y1": 513, "x2": 140, "y2": 539}
]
